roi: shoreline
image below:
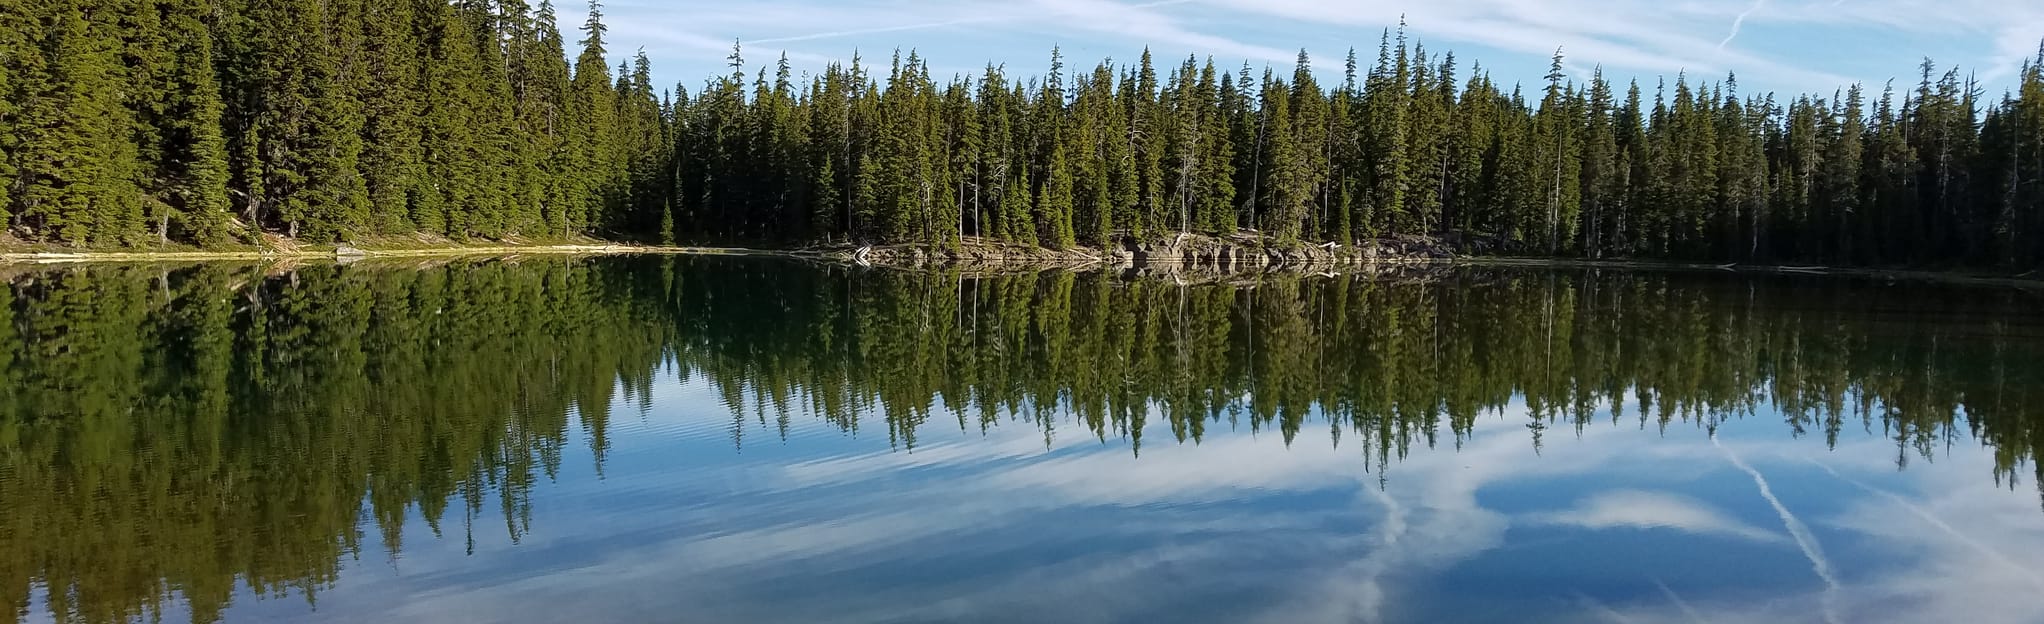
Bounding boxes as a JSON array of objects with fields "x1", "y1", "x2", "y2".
[
  {"x1": 1449, "y1": 256, "x2": 2044, "y2": 289},
  {"x1": 807, "y1": 238, "x2": 2044, "y2": 288},
  {"x1": 1, "y1": 240, "x2": 2036, "y2": 288},
  {"x1": 0, "y1": 243, "x2": 785, "y2": 264}
]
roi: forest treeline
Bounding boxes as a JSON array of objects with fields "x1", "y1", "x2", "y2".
[
  {"x1": 3, "y1": 2, "x2": 2044, "y2": 265},
  {"x1": 3, "y1": 257, "x2": 2042, "y2": 623}
]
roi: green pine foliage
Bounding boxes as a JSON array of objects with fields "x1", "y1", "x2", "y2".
[
  {"x1": 12, "y1": 0, "x2": 145, "y2": 244},
  {"x1": 0, "y1": 9, "x2": 2041, "y2": 267},
  {"x1": 0, "y1": 0, "x2": 20, "y2": 223}
]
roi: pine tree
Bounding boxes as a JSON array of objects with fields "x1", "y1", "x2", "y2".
[
  {"x1": 1666, "y1": 74, "x2": 1717, "y2": 255},
  {"x1": 0, "y1": 7, "x2": 2034, "y2": 267},
  {"x1": 943, "y1": 76, "x2": 980, "y2": 243},
  {"x1": 617, "y1": 48, "x2": 663, "y2": 236},
  {"x1": 1103, "y1": 66, "x2": 1136, "y2": 241},
  {"x1": 12, "y1": 0, "x2": 144, "y2": 244},
  {"x1": 530, "y1": 0, "x2": 578, "y2": 237},
  {"x1": 1579, "y1": 68, "x2": 1618, "y2": 257},
  {"x1": 1616, "y1": 80, "x2": 1648, "y2": 255},
  {"x1": 421, "y1": 0, "x2": 489, "y2": 237},
  {"x1": 1816, "y1": 85, "x2": 1865, "y2": 261},
  {"x1": 565, "y1": 1, "x2": 619, "y2": 237},
  {"x1": 1361, "y1": 30, "x2": 1410, "y2": 237},
  {"x1": 1865, "y1": 81, "x2": 1916, "y2": 264},
  {"x1": 1073, "y1": 60, "x2": 1117, "y2": 246},
  {"x1": 1447, "y1": 68, "x2": 1497, "y2": 238},
  {"x1": 291, "y1": 0, "x2": 370, "y2": 241},
  {"x1": 806, "y1": 61, "x2": 858, "y2": 241},
  {"x1": 1400, "y1": 43, "x2": 1450, "y2": 236},
  {"x1": 1324, "y1": 50, "x2": 1361, "y2": 244},
  {"x1": 974, "y1": 64, "x2": 1013, "y2": 241},
  {"x1": 1285, "y1": 50, "x2": 1328, "y2": 243},
  {"x1": 0, "y1": 0, "x2": 24, "y2": 223},
  {"x1": 1192, "y1": 59, "x2": 1236, "y2": 234},
  {"x1": 1494, "y1": 85, "x2": 1537, "y2": 245},
  {"x1": 1041, "y1": 132, "x2": 1077, "y2": 248},
  {"x1": 1254, "y1": 68, "x2": 1293, "y2": 238},
  {"x1": 1035, "y1": 49, "x2": 1075, "y2": 248},
  {"x1": 359, "y1": 0, "x2": 425, "y2": 235},
  {"x1": 502, "y1": 0, "x2": 571, "y2": 238},
  {"x1": 1131, "y1": 50, "x2": 1166, "y2": 236},
  {"x1": 1226, "y1": 64, "x2": 1259, "y2": 231},
  {"x1": 1715, "y1": 79, "x2": 1767, "y2": 259},
  {"x1": 1002, "y1": 152, "x2": 1036, "y2": 246},
  {"x1": 1531, "y1": 49, "x2": 1581, "y2": 254},
  {"x1": 128, "y1": 0, "x2": 235, "y2": 244}
]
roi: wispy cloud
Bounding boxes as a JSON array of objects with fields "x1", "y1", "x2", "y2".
[
  {"x1": 1810, "y1": 459, "x2": 2044, "y2": 591},
  {"x1": 1192, "y1": 0, "x2": 1857, "y2": 87},
  {"x1": 1525, "y1": 489, "x2": 1786, "y2": 543},
  {"x1": 568, "y1": 0, "x2": 2038, "y2": 96}
]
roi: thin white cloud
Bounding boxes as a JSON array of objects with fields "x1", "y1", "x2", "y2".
[
  {"x1": 1022, "y1": 0, "x2": 1292, "y2": 62},
  {"x1": 1579, "y1": 591, "x2": 1650, "y2": 624},
  {"x1": 1810, "y1": 459, "x2": 2044, "y2": 591},
  {"x1": 1654, "y1": 578, "x2": 1714, "y2": 624},
  {"x1": 561, "y1": 0, "x2": 2040, "y2": 97},
  {"x1": 1191, "y1": 0, "x2": 1858, "y2": 87},
  {"x1": 1716, "y1": 436, "x2": 1842, "y2": 624},
  {"x1": 1525, "y1": 489, "x2": 1787, "y2": 543},
  {"x1": 197, "y1": 380, "x2": 2044, "y2": 624},
  {"x1": 1727, "y1": 0, "x2": 2044, "y2": 84},
  {"x1": 980, "y1": 432, "x2": 1355, "y2": 504},
  {"x1": 1718, "y1": 0, "x2": 1769, "y2": 50}
]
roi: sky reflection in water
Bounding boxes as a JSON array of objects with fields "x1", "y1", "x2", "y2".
[
  {"x1": 242, "y1": 394, "x2": 2043, "y2": 624},
  {"x1": 6, "y1": 257, "x2": 2043, "y2": 624}
]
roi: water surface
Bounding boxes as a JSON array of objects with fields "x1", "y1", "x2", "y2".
[{"x1": 3, "y1": 257, "x2": 2043, "y2": 623}]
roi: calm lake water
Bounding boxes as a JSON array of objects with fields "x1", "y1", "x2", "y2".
[{"x1": 3, "y1": 256, "x2": 2043, "y2": 624}]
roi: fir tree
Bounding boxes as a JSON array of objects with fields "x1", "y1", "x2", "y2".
[
  {"x1": 12, "y1": 0, "x2": 144, "y2": 244},
  {"x1": 565, "y1": 0, "x2": 619, "y2": 237},
  {"x1": 0, "y1": 7, "x2": 2037, "y2": 268},
  {"x1": 360, "y1": 0, "x2": 426, "y2": 235}
]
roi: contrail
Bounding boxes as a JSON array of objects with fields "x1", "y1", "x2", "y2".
[
  {"x1": 1718, "y1": 0, "x2": 1768, "y2": 50},
  {"x1": 1715, "y1": 437, "x2": 1841, "y2": 624},
  {"x1": 1656, "y1": 578, "x2": 1713, "y2": 624},
  {"x1": 1808, "y1": 459, "x2": 2044, "y2": 590},
  {"x1": 1574, "y1": 591, "x2": 1645, "y2": 624}
]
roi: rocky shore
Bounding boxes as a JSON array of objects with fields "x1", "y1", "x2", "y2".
[{"x1": 827, "y1": 232, "x2": 1456, "y2": 269}]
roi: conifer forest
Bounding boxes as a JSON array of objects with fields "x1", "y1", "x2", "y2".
[{"x1": 3, "y1": 1, "x2": 2044, "y2": 267}]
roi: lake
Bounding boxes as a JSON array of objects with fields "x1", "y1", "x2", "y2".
[{"x1": 3, "y1": 256, "x2": 2042, "y2": 624}]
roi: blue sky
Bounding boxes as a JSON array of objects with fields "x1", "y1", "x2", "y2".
[
  {"x1": 201, "y1": 370, "x2": 2044, "y2": 624},
  {"x1": 560, "y1": 0, "x2": 2044, "y2": 101}
]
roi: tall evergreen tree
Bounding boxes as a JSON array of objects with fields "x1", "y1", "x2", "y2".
[
  {"x1": 0, "y1": 8, "x2": 2037, "y2": 268},
  {"x1": 359, "y1": 0, "x2": 425, "y2": 235},
  {"x1": 565, "y1": 1, "x2": 619, "y2": 237},
  {"x1": 11, "y1": 0, "x2": 144, "y2": 244},
  {"x1": 1531, "y1": 49, "x2": 1581, "y2": 254}
]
